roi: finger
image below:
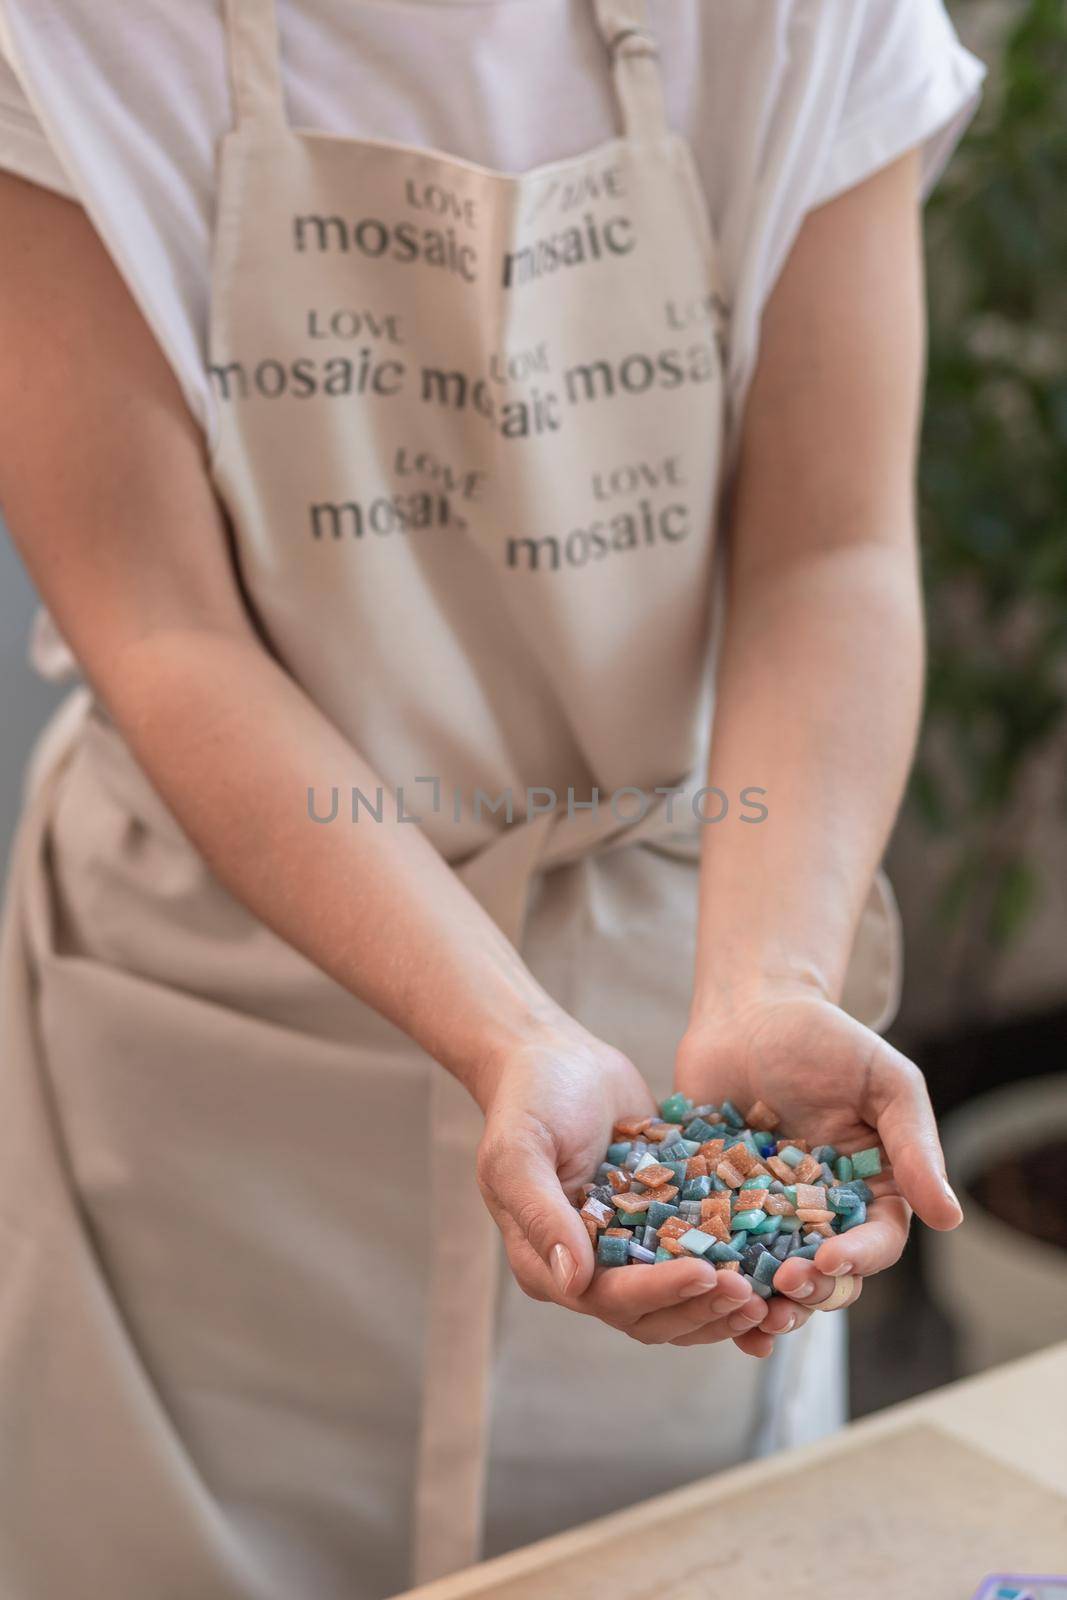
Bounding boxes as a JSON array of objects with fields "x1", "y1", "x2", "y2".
[
  {"x1": 668, "y1": 1320, "x2": 747, "y2": 1347},
  {"x1": 772, "y1": 1260, "x2": 863, "y2": 1310},
  {"x1": 725, "y1": 1299, "x2": 769, "y2": 1337},
  {"x1": 820, "y1": 1274, "x2": 863, "y2": 1312},
  {"x1": 584, "y1": 1257, "x2": 728, "y2": 1327},
  {"x1": 731, "y1": 1327, "x2": 776, "y2": 1358},
  {"x1": 579, "y1": 1259, "x2": 721, "y2": 1326},
  {"x1": 812, "y1": 1193, "x2": 911, "y2": 1279},
  {"x1": 864, "y1": 1043, "x2": 963, "y2": 1231},
  {"x1": 772, "y1": 1256, "x2": 833, "y2": 1304},
  {"x1": 624, "y1": 1282, "x2": 750, "y2": 1345},
  {"x1": 761, "y1": 1297, "x2": 810, "y2": 1337},
  {"x1": 478, "y1": 1125, "x2": 596, "y2": 1302},
  {"x1": 672, "y1": 1299, "x2": 810, "y2": 1349}
]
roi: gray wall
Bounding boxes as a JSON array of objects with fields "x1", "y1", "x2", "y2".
[{"x1": 0, "y1": 521, "x2": 65, "y2": 869}]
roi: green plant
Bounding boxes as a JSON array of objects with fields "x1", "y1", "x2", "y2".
[{"x1": 914, "y1": 0, "x2": 1067, "y2": 970}]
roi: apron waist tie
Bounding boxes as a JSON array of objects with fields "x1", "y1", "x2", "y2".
[{"x1": 412, "y1": 785, "x2": 716, "y2": 1586}]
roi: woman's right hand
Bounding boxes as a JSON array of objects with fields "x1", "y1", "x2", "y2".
[{"x1": 474, "y1": 1018, "x2": 803, "y2": 1354}]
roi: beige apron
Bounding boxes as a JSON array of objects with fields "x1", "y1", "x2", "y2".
[{"x1": 0, "y1": 3, "x2": 902, "y2": 1596}]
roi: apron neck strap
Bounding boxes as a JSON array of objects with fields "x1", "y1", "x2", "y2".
[
  {"x1": 220, "y1": 0, "x2": 667, "y2": 142},
  {"x1": 223, "y1": 0, "x2": 287, "y2": 129},
  {"x1": 219, "y1": 0, "x2": 668, "y2": 142},
  {"x1": 592, "y1": 0, "x2": 670, "y2": 143}
]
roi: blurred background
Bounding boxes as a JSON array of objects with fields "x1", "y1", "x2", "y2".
[
  {"x1": 855, "y1": 0, "x2": 1067, "y2": 1413},
  {"x1": 0, "y1": 0, "x2": 1063, "y2": 1420}
]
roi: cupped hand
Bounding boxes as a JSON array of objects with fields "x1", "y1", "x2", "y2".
[
  {"x1": 475, "y1": 1018, "x2": 783, "y2": 1351},
  {"x1": 675, "y1": 990, "x2": 963, "y2": 1314}
]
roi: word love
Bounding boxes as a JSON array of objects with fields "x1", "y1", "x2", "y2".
[
  {"x1": 526, "y1": 161, "x2": 626, "y2": 222},
  {"x1": 306, "y1": 308, "x2": 404, "y2": 343},
  {"x1": 488, "y1": 341, "x2": 550, "y2": 386},
  {"x1": 394, "y1": 445, "x2": 487, "y2": 503},
  {"x1": 404, "y1": 178, "x2": 478, "y2": 230},
  {"x1": 665, "y1": 291, "x2": 728, "y2": 332},
  {"x1": 592, "y1": 454, "x2": 685, "y2": 502}
]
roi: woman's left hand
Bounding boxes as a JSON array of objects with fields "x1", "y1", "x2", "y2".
[{"x1": 675, "y1": 988, "x2": 963, "y2": 1326}]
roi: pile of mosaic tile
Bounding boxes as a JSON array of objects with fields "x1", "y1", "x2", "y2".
[{"x1": 576, "y1": 1094, "x2": 882, "y2": 1298}]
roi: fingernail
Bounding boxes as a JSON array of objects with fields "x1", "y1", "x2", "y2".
[
  {"x1": 828, "y1": 1261, "x2": 854, "y2": 1277},
  {"x1": 788, "y1": 1281, "x2": 815, "y2": 1299},
  {"x1": 550, "y1": 1244, "x2": 575, "y2": 1294},
  {"x1": 942, "y1": 1177, "x2": 962, "y2": 1212},
  {"x1": 781, "y1": 1313, "x2": 797, "y2": 1332},
  {"x1": 680, "y1": 1274, "x2": 716, "y2": 1299}
]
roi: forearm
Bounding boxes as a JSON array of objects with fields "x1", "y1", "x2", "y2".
[
  {"x1": 691, "y1": 533, "x2": 922, "y2": 1017},
  {"x1": 689, "y1": 149, "x2": 927, "y2": 1021},
  {"x1": 97, "y1": 626, "x2": 562, "y2": 1104}
]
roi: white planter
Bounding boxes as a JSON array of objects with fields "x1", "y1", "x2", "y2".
[{"x1": 925, "y1": 1073, "x2": 1067, "y2": 1374}]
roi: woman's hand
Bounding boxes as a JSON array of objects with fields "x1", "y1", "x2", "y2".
[
  {"x1": 675, "y1": 988, "x2": 963, "y2": 1316},
  {"x1": 677, "y1": 149, "x2": 940, "y2": 1336},
  {"x1": 475, "y1": 1019, "x2": 795, "y2": 1352}
]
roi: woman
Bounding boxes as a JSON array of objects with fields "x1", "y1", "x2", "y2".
[{"x1": 0, "y1": 2, "x2": 981, "y2": 1596}]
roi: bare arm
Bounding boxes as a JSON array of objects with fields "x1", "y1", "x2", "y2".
[
  {"x1": 697, "y1": 151, "x2": 926, "y2": 1009},
  {"x1": 0, "y1": 172, "x2": 556, "y2": 1100},
  {"x1": 677, "y1": 150, "x2": 961, "y2": 1321}
]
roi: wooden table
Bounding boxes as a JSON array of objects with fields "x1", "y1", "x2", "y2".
[{"x1": 399, "y1": 1342, "x2": 1067, "y2": 1599}]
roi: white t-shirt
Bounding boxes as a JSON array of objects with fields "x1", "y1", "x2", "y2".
[{"x1": 0, "y1": 0, "x2": 984, "y2": 671}]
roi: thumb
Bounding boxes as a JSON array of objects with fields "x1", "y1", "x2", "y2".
[
  {"x1": 871, "y1": 1046, "x2": 963, "y2": 1231},
  {"x1": 477, "y1": 1124, "x2": 595, "y2": 1302}
]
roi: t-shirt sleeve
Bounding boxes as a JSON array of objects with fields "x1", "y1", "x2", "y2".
[
  {"x1": 811, "y1": 0, "x2": 986, "y2": 209},
  {"x1": 0, "y1": 46, "x2": 76, "y2": 198}
]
